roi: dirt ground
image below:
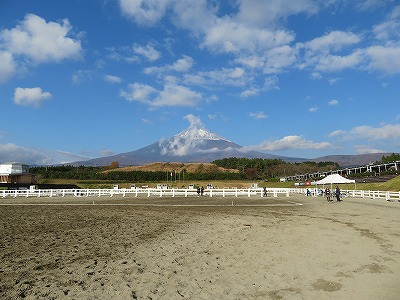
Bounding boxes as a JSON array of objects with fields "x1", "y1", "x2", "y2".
[{"x1": 1, "y1": 194, "x2": 399, "y2": 299}]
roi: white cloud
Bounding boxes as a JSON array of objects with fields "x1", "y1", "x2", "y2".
[
  {"x1": 235, "y1": 0, "x2": 318, "y2": 26},
  {"x1": 302, "y1": 31, "x2": 361, "y2": 52},
  {"x1": 328, "y1": 130, "x2": 346, "y2": 137},
  {"x1": 249, "y1": 111, "x2": 267, "y2": 119},
  {"x1": 171, "y1": 0, "x2": 217, "y2": 32},
  {"x1": 241, "y1": 88, "x2": 260, "y2": 98},
  {"x1": 184, "y1": 67, "x2": 249, "y2": 87},
  {"x1": 353, "y1": 145, "x2": 385, "y2": 154},
  {"x1": 119, "y1": 0, "x2": 171, "y2": 26},
  {"x1": 104, "y1": 74, "x2": 122, "y2": 84},
  {"x1": 203, "y1": 18, "x2": 294, "y2": 54},
  {"x1": 263, "y1": 45, "x2": 297, "y2": 74},
  {"x1": 144, "y1": 55, "x2": 194, "y2": 75},
  {"x1": 349, "y1": 124, "x2": 400, "y2": 140},
  {"x1": 0, "y1": 143, "x2": 50, "y2": 164},
  {"x1": 314, "y1": 50, "x2": 364, "y2": 72},
  {"x1": 120, "y1": 82, "x2": 157, "y2": 104},
  {"x1": 356, "y1": 0, "x2": 395, "y2": 11},
  {"x1": 372, "y1": 7, "x2": 400, "y2": 41},
  {"x1": 171, "y1": 55, "x2": 194, "y2": 72},
  {"x1": 141, "y1": 118, "x2": 153, "y2": 125},
  {"x1": 0, "y1": 14, "x2": 82, "y2": 64},
  {"x1": 72, "y1": 70, "x2": 93, "y2": 84},
  {"x1": 152, "y1": 80, "x2": 202, "y2": 108},
  {"x1": 184, "y1": 114, "x2": 203, "y2": 128},
  {"x1": 14, "y1": 87, "x2": 52, "y2": 107},
  {"x1": 309, "y1": 106, "x2": 318, "y2": 113},
  {"x1": 132, "y1": 43, "x2": 161, "y2": 61},
  {"x1": 244, "y1": 135, "x2": 334, "y2": 152},
  {"x1": 0, "y1": 51, "x2": 16, "y2": 83},
  {"x1": 328, "y1": 77, "x2": 340, "y2": 85},
  {"x1": 329, "y1": 124, "x2": 400, "y2": 140},
  {"x1": 0, "y1": 143, "x2": 90, "y2": 165},
  {"x1": 240, "y1": 76, "x2": 279, "y2": 98},
  {"x1": 298, "y1": 31, "x2": 363, "y2": 72},
  {"x1": 100, "y1": 149, "x2": 115, "y2": 157},
  {"x1": 365, "y1": 45, "x2": 400, "y2": 75},
  {"x1": 120, "y1": 78, "x2": 202, "y2": 108},
  {"x1": 264, "y1": 76, "x2": 279, "y2": 90},
  {"x1": 328, "y1": 99, "x2": 339, "y2": 105}
]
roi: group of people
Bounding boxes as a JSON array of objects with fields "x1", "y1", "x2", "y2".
[
  {"x1": 196, "y1": 186, "x2": 204, "y2": 196},
  {"x1": 325, "y1": 185, "x2": 342, "y2": 202}
]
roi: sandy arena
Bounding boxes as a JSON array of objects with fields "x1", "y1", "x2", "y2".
[{"x1": 1, "y1": 194, "x2": 399, "y2": 299}]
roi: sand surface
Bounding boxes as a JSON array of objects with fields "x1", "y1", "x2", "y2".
[{"x1": 1, "y1": 195, "x2": 399, "y2": 299}]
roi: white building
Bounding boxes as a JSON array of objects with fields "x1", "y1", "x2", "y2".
[{"x1": 0, "y1": 162, "x2": 35, "y2": 184}]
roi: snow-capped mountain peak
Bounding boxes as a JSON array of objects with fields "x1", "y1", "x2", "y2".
[
  {"x1": 159, "y1": 127, "x2": 237, "y2": 157},
  {"x1": 172, "y1": 128, "x2": 231, "y2": 142}
]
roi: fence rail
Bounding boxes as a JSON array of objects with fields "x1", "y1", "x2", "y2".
[
  {"x1": 0, "y1": 187, "x2": 295, "y2": 199},
  {"x1": 1, "y1": 187, "x2": 399, "y2": 201}
]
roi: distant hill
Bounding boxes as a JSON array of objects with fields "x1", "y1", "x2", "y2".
[
  {"x1": 311, "y1": 153, "x2": 393, "y2": 167},
  {"x1": 70, "y1": 125, "x2": 393, "y2": 168},
  {"x1": 72, "y1": 127, "x2": 304, "y2": 167}
]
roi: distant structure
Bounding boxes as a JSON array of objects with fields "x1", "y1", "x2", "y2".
[
  {"x1": 0, "y1": 162, "x2": 36, "y2": 184},
  {"x1": 282, "y1": 161, "x2": 399, "y2": 182}
]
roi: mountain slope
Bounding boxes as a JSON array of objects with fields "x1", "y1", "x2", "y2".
[
  {"x1": 73, "y1": 128, "x2": 303, "y2": 166},
  {"x1": 70, "y1": 126, "x2": 392, "y2": 167},
  {"x1": 312, "y1": 153, "x2": 391, "y2": 167}
]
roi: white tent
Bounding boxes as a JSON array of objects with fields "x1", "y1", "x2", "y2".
[
  {"x1": 315, "y1": 173, "x2": 356, "y2": 190},
  {"x1": 315, "y1": 174, "x2": 355, "y2": 185}
]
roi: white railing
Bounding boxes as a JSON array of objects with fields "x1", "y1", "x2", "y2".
[
  {"x1": 0, "y1": 187, "x2": 303, "y2": 199},
  {"x1": 1, "y1": 187, "x2": 399, "y2": 201},
  {"x1": 305, "y1": 188, "x2": 400, "y2": 202}
]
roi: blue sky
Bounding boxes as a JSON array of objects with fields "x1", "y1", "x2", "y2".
[{"x1": 1, "y1": 0, "x2": 399, "y2": 165}]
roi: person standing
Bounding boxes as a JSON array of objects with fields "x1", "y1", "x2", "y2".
[
  {"x1": 325, "y1": 188, "x2": 331, "y2": 202},
  {"x1": 335, "y1": 185, "x2": 341, "y2": 202}
]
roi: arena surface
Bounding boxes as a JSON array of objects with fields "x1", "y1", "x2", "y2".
[{"x1": 1, "y1": 195, "x2": 399, "y2": 299}]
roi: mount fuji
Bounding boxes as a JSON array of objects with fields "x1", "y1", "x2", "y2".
[{"x1": 73, "y1": 126, "x2": 301, "y2": 166}]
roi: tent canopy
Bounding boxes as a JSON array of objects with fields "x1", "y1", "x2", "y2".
[{"x1": 315, "y1": 173, "x2": 355, "y2": 185}]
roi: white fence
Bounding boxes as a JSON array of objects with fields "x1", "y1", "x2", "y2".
[
  {"x1": 0, "y1": 187, "x2": 296, "y2": 199},
  {"x1": 1, "y1": 187, "x2": 399, "y2": 201},
  {"x1": 308, "y1": 188, "x2": 400, "y2": 202}
]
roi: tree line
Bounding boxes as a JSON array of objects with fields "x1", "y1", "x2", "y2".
[
  {"x1": 211, "y1": 157, "x2": 339, "y2": 180},
  {"x1": 29, "y1": 165, "x2": 246, "y2": 182},
  {"x1": 29, "y1": 154, "x2": 397, "y2": 182},
  {"x1": 380, "y1": 153, "x2": 400, "y2": 163},
  {"x1": 30, "y1": 157, "x2": 341, "y2": 182}
]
